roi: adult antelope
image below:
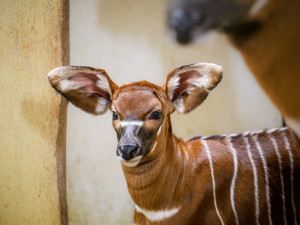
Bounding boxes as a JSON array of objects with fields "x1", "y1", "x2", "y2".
[
  {"x1": 48, "y1": 63, "x2": 300, "y2": 225},
  {"x1": 167, "y1": 0, "x2": 300, "y2": 137}
]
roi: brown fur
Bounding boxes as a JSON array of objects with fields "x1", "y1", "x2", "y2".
[{"x1": 227, "y1": 0, "x2": 300, "y2": 120}]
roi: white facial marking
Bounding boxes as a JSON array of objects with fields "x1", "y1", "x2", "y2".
[
  {"x1": 282, "y1": 133, "x2": 297, "y2": 225},
  {"x1": 254, "y1": 135, "x2": 273, "y2": 225},
  {"x1": 285, "y1": 118, "x2": 300, "y2": 138},
  {"x1": 120, "y1": 120, "x2": 144, "y2": 127},
  {"x1": 250, "y1": 0, "x2": 268, "y2": 15},
  {"x1": 118, "y1": 155, "x2": 143, "y2": 167},
  {"x1": 135, "y1": 205, "x2": 180, "y2": 222},
  {"x1": 202, "y1": 140, "x2": 225, "y2": 225},
  {"x1": 244, "y1": 136, "x2": 260, "y2": 225},
  {"x1": 270, "y1": 136, "x2": 287, "y2": 225},
  {"x1": 227, "y1": 137, "x2": 239, "y2": 225}
]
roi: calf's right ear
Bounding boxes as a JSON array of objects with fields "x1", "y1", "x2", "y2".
[{"x1": 48, "y1": 66, "x2": 118, "y2": 115}]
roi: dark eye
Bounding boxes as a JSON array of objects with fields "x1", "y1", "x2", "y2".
[
  {"x1": 112, "y1": 111, "x2": 118, "y2": 120},
  {"x1": 150, "y1": 110, "x2": 161, "y2": 120}
]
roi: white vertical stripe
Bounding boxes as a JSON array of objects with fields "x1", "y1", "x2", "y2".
[
  {"x1": 244, "y1": 136, "x2": 260, "y2": 225},
  {"x1": 227, "y1": 137, "x2": 239, "y2": 225},
  {"x1": 283, "y1": 134, "x2": 298, "y2": 225},
  {"x1": 254, "y1": 135, "x2": 273, "y2": 225},
  {"x1": 202, "y1": 140, "x2": 225, "y2": 225},
  {"x1": 270, "y1": 136, "x2": 287, "y2": 225}
]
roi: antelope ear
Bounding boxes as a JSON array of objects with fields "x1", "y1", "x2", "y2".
[
  {"x1": 164, "y1": 63, "x2": 222, "y2": 114},
  {"x1": 48, "y1": 66, "x2": 118, "y2": 115}
]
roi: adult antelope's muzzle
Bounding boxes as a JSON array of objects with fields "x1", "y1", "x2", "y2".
[
  {"x1": 167, "y1": 0, "x2": 253, "y2": 44},
  {"x1": 168, "y1": 9, "x2": 203, "y2": 44}
]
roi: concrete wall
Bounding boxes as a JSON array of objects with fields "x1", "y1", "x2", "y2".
[
  {"x1": 68, "y1": 0, "x2": 282, "y2": 224},
  {"x1": 0, "y1": 0, "x2": 69, "y2": 225}
]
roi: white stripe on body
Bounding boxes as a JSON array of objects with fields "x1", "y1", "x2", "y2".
[
  {"x1": 227, "y1": 137, "x2": 239, "y2": 225},
  {"x1": 270, "y1": 136, "x2": 287, "y2": 225},
  {"x1": 283, "y1": 134, "x2": 298, "y2": 225},
  {"x1": 202, "y1": 140, "x2": 225, "y2": 225},
  {"x1": 254, "y1": 135, "x2": 273, "y2": 225},
  {"x1": 135, "y1": 205, "x2": 180, "y2": 222},
  {"x1": 244, "y1": 136, "x2": 260, "y2": 225}
]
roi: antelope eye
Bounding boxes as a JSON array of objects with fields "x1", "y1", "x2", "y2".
[
  {"x1": 150, "y1": 110, "x2": 161, "y2": 120},
  {"x1": 112, "y1": 111, "x2": 118, "y2": 120}
]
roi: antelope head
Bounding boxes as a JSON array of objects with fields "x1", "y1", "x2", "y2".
[
  {"x1": 167, "y1": 0, "x2": 270, "y2": 44},
  {"x1": 48, "y1": 63, "x2": 222, "y2": 167}
]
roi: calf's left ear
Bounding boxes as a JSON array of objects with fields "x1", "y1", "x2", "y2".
[
  {"x1": 164, "y1": 63, "x2": 222, "y2": 114},
  {"x1": 48, "y1": 66, "x2": 118, "y2": 115}
]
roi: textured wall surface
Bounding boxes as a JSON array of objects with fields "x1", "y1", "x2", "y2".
[
  {"x1": 68, "y1": 0, "x2": 282, "y2": 224},
  {"x1": 0, "y1": 1, "x2": 68, "y2": 225}
]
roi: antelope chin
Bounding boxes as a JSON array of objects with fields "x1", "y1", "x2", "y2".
[{"x1": 118, "y1": 155, "x2": 143, "y2": 167}]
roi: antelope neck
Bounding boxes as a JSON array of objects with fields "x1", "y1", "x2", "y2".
[{"x1": 122, "y1": 118, "x2": 185, "y2": 209}]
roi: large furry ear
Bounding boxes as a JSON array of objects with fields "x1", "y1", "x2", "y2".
[
  {"x1": 48, "y1": 66, "x2": 118, "y2": 115},
  {"x1": 164, "y1": 63, "x2": 222, "y2": 114}
]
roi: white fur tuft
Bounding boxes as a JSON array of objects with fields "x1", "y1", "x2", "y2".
[
  {"x1": 95, "y1": 97, "x2": 109, "y2": 114},
  {"x1": 96, "y1": 74, "x2": 112, "y2": 97},
  {"x1": 60, "y1": 79, "x2": 84, "y2": 92},
  {"x1": 167, "y1": 75, "x2": 180, "y2": 100},
  {"x1": 173, "y1": 98, "x2": 185, "y2": 114}
]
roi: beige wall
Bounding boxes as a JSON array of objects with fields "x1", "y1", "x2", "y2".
[
  {"x1": 68, "y1": 0, "x2": 281, "y2": 224},
  {"x1": 0, "y1": 0, "x2": 69, "y2": 225}
]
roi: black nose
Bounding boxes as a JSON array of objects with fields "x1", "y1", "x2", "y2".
[
  {"x1": 118, "y1": 145, "x2": 138, "y2": 160},
  {"x1": 168, "y1": 9, "x2": 203, "y2": 44}
]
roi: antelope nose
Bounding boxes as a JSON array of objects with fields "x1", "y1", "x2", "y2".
[
  {"x1": 118, "y1": 145, "x2": 138, "y2": 160},
  {"x1": 168, "y1": 9, "x2": 203, "y2": 44}
]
